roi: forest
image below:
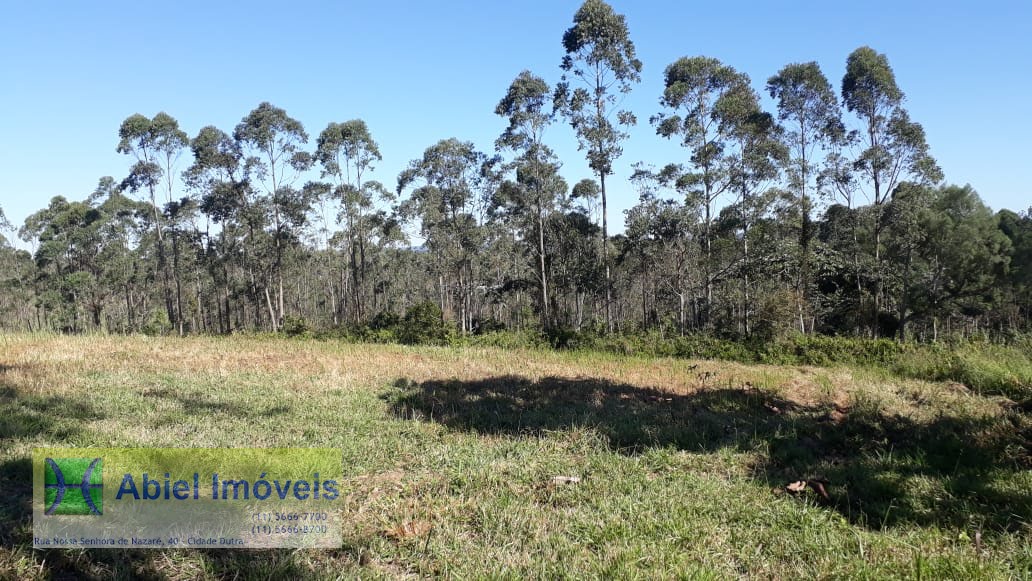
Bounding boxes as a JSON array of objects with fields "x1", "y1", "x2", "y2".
[{"x1": 1, "y1": 0, "x2": 1029, "y2": 346}]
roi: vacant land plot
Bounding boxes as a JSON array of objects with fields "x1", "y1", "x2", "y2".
[{"x1": 1, "y1": 334, "x2": 1029, "y2": 579}]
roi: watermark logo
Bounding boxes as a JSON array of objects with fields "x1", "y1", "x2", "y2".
[
  {"x1": 35, "y1": 448, "x2": 342, "y2": 548},
  {"x1": 44, "y1": 457, "x2": 103, "y2": 515}
]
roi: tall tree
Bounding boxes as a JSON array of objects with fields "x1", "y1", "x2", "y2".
[
  {"x1": 767, "y1": 62, "x2": 843, "y2": 332},
  {"x1": 397, "y1": 138, "x2": 488, "y2": 333},
  {"x1": 185, "y1": 125, "x2": 268, "y2": 332},
  {"x1": 841, "y1": 47, "x2": 942, "y2": 333},
  {"x1": 555, "y1": 0, "x2": 642, "y2": 332},
  {"x1": 116, "y1": 112, "x2": 189, "y2": 332},
  {"x1": 550, "y1": 181, "x2": 603, "y2": 330},
  {"x1": 494, "y1": 70, "x2": 566, "y2": 327},
  {"x1": 314, "y1": 119, "x2": 384, "y2": 323},
  {"x1": 625, "y1": 165, "x2": 698, "y2": 335},
  {"x1": 20, "y1": 190, "x2": 147, "y2": 332},
  {"x1": 726, "y1": 102, "x2": 786, "y2": 338},
  {"x1": 651, "y1": 56, "x2": 751, "y2": 328},
  {"x1": 234, "y1": 102, "x2": 313, "y2": 330}
]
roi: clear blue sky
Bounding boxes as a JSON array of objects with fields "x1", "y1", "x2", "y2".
[{"x1": 2, "y1": 1, "x2": 1029, "y2": 241}]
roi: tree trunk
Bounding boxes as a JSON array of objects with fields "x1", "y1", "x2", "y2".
[
  {"x1": 172, "y1": 226, "x2": 184, "y2": 335},
  {"x1": 265, "y1": 286, "x2": 278, "y2": 332},
  {"x1": 150, "y1": 188, "x2": 175, "y2": 331},
  {"x1": 600, "y1": 172, "x2": 612, "y2": 333},
  {"x1": 538, "y1": 199, "x2": 549, "y2": 328}
]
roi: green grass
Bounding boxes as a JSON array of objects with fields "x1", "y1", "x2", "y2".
[{"x1": 1, "y1": 334, "x2": 1029, "y2": 579}]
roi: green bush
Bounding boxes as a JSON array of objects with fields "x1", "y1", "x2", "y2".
[
  {"x1": 673, "y1": 335, "x2": 756, "y2": 362},
  {"x1": 141, "y1": 309, "x2": 172, "y2": 336},
  {"x1": 544, "y1": 325, "x2": 582, "y2": 349},
  {"x1": 468, "y1": 330, "x2": 547, "y2": 350},
  {"x1": 304, "y1": 311, "x2": 1031, "y2": 400},
  {"x1": 398, "y1": 302, "x2": 452, "y2": 346},
  {"x1": 775, "y1": 335, "x2": 905, "y2": 367},
  {"x1": 369, "y1": 310, "x2": 400, "y2": 331},
  {"x1": 361, "y1": 327, "x2": 398, "y2": 344},
  {"x1": 281, "y1": 315, "x2": 311, "y2": 338},
  {"x1": 472, "y1": 317, "x2": 506, "y2": 335}
]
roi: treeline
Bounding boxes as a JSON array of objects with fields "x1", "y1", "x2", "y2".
[{"x1": 1, "y1": 0, "x2": 1030, "y2": 342}]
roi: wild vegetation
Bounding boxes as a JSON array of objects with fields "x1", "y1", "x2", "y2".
[
  {"x1": 0, "y1": 0, "x2": 1028, "y2": 346},
  {"x1": 0, "y1": 334, "x2": 1029, "y2": 578}
]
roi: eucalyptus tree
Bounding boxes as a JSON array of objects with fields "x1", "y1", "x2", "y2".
[
  {"x1": 116, "y1": 112, "x2": 189, "y2": 331},
  {"x1": 88, "y1": 177, "x2": 151, "y2": 332},
  {"x1": 397, "y1": 138, "x2": 489, "y2": 333},
  {"x1": 555, "y1": 0, "x2": 642, "y2": 332},
  {"x1": 21, "y1": 197, "x2": 97, "y2": 331},
  {"x1": 314, "y1": 119, "x2": 384, "y2": 323},
  {"x1": 0, "y1": 205, "x2": 23, "y2": 327},
  {"x1": 841, "y1": 47, "x2": 941, "y2": 332},
  {"x1": 185, "y1": 125, "x2": 263, "y2": 331},
  {"x1": 725, "y1": 103, "x2": 787, "y2": 337},
  {"x1": 651, "y1": 56, "x2": 752, "y2": 327},
  {"x1": 818, "y1": 142, "x2": 867, "y2": 327},
  {"x1": 494, "y1": 70, "x2": 566, "y2": 326},
  {"x1": 625, "y1": 165, "x2": 698, "y2": 334},
  {"x1": 234, "y1": 102, "x2": 314, "y2": 330},
  {"x1": 547, "y1": 189, "x2": 603, "y2": 330},
  {"x1": 0, "y1": 236, "x2": 34, "y2": 330},
  {"x1": 883, "y1": 182, "x2": 932, "y2": 339},
  {"x1": 767, "y1": 62, "x2": 843, "y2": 331},
  {"x1": 20, "y1": 190, "x2": 147, "y2": 332}
]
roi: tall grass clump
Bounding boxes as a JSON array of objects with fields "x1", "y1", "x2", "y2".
[{"x1": 893, "y1": 341, "x2": 1032, "y2": 401}]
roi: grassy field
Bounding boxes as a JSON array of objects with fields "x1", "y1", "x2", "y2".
[{"x1": 1, "y1": 334, "x2": 1029, "y2": 579}]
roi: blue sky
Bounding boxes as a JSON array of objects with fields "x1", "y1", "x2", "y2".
[{"x1": 2, "y1": 1, "x2": 1029, "y2": 242}]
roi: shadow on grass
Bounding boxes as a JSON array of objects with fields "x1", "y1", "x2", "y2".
[
  {"x1": 0, "y1": 363, "x2": 104, "y2": 442},
  {"x1": 143, "y1": 387, "x2": 292, "y2": 419},
  {"x1": 384, "y1": 375, "x2": 1032, "y2": 532}
]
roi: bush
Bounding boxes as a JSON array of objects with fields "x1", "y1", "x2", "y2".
[
  {"x1": 468, "y1": 330, "x2": 547, "y2": 350},
  {"x1": 672, "y1": 335, "x2": 756, "y2": 362},
  {"x1": 361, "y1": 327, "x2": 398, "y2": 344},
  {"x1": 544, "y1": 325, "x2": 582, "y2": 349},
  {"x1": 398, "y1": 302, "x2": 452, "y2": 346},
  {"x1": 472, "y1": 317, "x2": 506, "y2": 335},
  {"x1": 141, "y1": 309, "x2": 172, "y2": 336},
  {"x1": 281, "y1": 315, "x2": 311, "y2": 338},
  {"x1": 775, "y1": 335, "x2": 905, "y2": 367},
  {"x1": 369, "y1": 310, "x2": 400, "y2": 331}
]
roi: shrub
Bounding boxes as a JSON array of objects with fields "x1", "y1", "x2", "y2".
[
  {"x1": 544, "y1": 325, "x2": 582, "y2": 349},
  {"x1": 673, "y1": 335, "x2": 756, "y2": 363},
  {"x1": 141, "y1": 309, "x2": 171, "y2": 336},
  {"x1": 472, "y1": 317, "x2": 506, "y2": 335},
  {"x1": 369, "y1": 310, "x2": 400, "y2": 331},
  {"x1": 281, "y1": 315, "x2": 311, "y2": 338},
  {"x1": 398, "y1": 302, "x2": 452, "y2": 346},
  {"x1": 469, "y1": 330, "x2": 547, "y2": 350},
  {"x1": 362, "y1": 327, "x2": 398, "y2": 344},
  {"x1": 779, "y1": 335, "x2": 905, "y2": 367}
]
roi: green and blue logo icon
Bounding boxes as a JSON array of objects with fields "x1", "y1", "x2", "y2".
[{"x1": 44, "y1": 457, "x2": 103, "y2": 515}]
